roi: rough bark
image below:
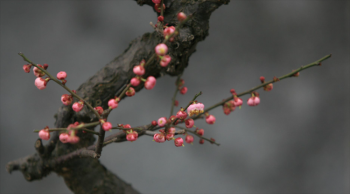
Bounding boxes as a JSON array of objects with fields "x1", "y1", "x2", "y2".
[{"x1": 6, "y1": 0, "x2": 230, "y2": 193}]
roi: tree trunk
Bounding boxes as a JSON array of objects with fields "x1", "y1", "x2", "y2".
[{"x1": 6, "y1": 0, "x2": 230, "y2": 193}]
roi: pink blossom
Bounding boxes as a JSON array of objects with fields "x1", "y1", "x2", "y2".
[
  {"x1": 174, "y1": 137, "x2": 184, "y2": 147},
  {"x1": 187, "y1": 102, "x2": 205, "y2": 116},
  {"x1": 108, "y1": 99, "x2": 118, "y2": 109},
  {"x1": 185, "y1": 135, "x2": 194, "y2": 144},
  {"x1": 144, "y1": 76, "x2": 156, "y2": 90},
  {"x1": 130, "y1": 77, "x2": 140, "y2": 86},
  {"x1": 34, "y1": 77, "x2": 47, "y2": 90},
  {"x1": 72, "y1": 102, "x2": 84, "y2": 112},
  {"x1": 233, "y1": 97, "x2": 243, "y2": 107},
  {"x1": 157, "y1": 117, "x2": 167, "y2": 127},
  {"x1": 247, "y1": 96, "x2": 260, "y2": 106},
  {"x1": 33, "y1": 65, "x2": 45, "y2": 77},
  {"x1": 177, "y1": 12, "x2": 187, "y2": 21},
  {"x1": 59, "y1": 133, "x2": 70, "y2": 143},
  {"x1": 102, "y1": 122, "x2": 112, "y2": 131},
  {"x1": 56, "y1": 71, "x2": 67, "y2": 80},
  {"x1": 153, "y1": 133, "x2": 165, "y2": 143},
  {"x1": 61, "y1": 94, "x2": 73, "y2": 105},
  {"x1": 160, "y1": 55, "x2": 171, "y2": 67},
  {"x1": 185, "y1": 118, "x2": 194, "y2": 128},
  {"x1": 155, "y1": 43, "x2": 168, "y2": 56},
  {"x1": 133, "y1": 65, "x2": 145, "y2": 76},
  {"x1": 205, "y1": 115, "x2": 216, "y2": 124},
  {"x1": 176, "y1": 109, "x2": 187, "y2": 120},
  {"x1": 39, "y1": 129, "x2": 50, "y2": 140}
]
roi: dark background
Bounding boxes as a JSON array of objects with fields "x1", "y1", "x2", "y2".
[{"x1": 0, "y1": 1, "x2": 349, "y2": 193}]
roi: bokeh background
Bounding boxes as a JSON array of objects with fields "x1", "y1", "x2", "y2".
[{"x1": 1, "y1": 1, "x2": 349, "y2": 194}]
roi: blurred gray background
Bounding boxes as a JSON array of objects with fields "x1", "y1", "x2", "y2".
[{"x1": 0, "y1": 1, "x2": 349, "y2": 194}]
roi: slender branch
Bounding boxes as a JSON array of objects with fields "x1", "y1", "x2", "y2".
[
  {"x1": 18, "y1": 52, "x2": 101, "y2": 120},
  {"x1": 33, "y1": 121, "x2": 100, "y2": 135},
  {"x1": 175, "y1": 126, "x2": 220, "y2": 146},
  {"x1": 194, "y1": 54, "x2": 332, "y2": 118},
  {"x1": 170, "y1": 74, "x2": 182, "y2": 116}
]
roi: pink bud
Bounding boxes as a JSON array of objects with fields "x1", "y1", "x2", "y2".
[
  {"x1": 163, "y1": 26, "x2": 176, "y2": 39},
  {"x1": 199, "y1": 139, "x2": 204, "y2": 144},
  {"x1": 130, "y1": 77, "x2": 140, "y2": 86},
  {"x1": 160, "y1": 55, "x2": 171, "y2": 67},
  {"x1": 153, "y1": 133, "x2": 166, "y2": 143},
  {"x1": 185, "y1": 135, "x2": 194, "y2": 144},
  {"x1": 174, "y1": 100, "x2": 179, "y2": 107},
  {"x1": 247, "y1": 96, "x2": 260, "y2": 106},
  {"x1": 180, "y1": 87, "x2": 188, "y2": 95},
  {"x1": 59, "y1": 133, "x2": 70, "y2": 143},
  {"x1": 254, "y1": 96, "x2": 261, "y2": 105},
  {"x1": 233, "y1": 97, "x2": 243, "y2": 107},
  {"x1": 72, "y1": 102, "x2": 84, "y2": 112},
  {"x1": 154, "y1": 3, "x2": 165, "y2": 13},
  {"x1": 205, "y1": 115, "x2": 216, "y2": 124},
  {"x1": 61, "y1": 94, "x2": 73, "y2": 105},
  {"x1": 176, "y1": 79, "x2": 185, "y2": 87},
  {"x1": 133, "y1": 65, "x2": 145, "y2": 76},
  {"x1": 263, "y1": 83, "x2": 273, "y2": 91},
  {"x1": 196, "y1": 128, "x2": 204, "y2": 136},
  {"x1": 177, "y1": 12, "x2": 187, "y2": 21},
  {"x1": 223, "y1": 107, "x2": 231, "y2": 115},
  {"x1": 126, "y1": 132, "x2": 138, "y2": 142},
  {"x1": 155, "y1": 43, "x2": 168, "y2": 56},
  {"x1": 151, "y1": 120, "x2": 157, "y2": 126},
  {"x1": 57, "y1": 71, "x2": 67, "y2": 80},
  {"x1": 185, "y1": 118, "x2": 194, "y2": 128},
  {"x1": 43, "y1": 64, "x2": 49, "y2": 69},
  {"x1": 174, "y1": 137, "x2": 184, "y2": 147},
  {"x1": 23, "y1": 64, "x2": 31, "y2": 73},
  {"x1": 157, "y1": 15, "x2": 164, "y2": 22},
  {"x1": 168, "y1": 127, "x2": 176, "y2": 134},
  {"x1": 34, "y1": 77, "x2": 47, "y2": 90},
  {"x1": 152, "y1": 0, "x2": 161, "y2": 3},
  {"x1": 166, "y1": 133, "x2": 174, "y2": 141},
  {"x1": 260, "y1": 76, "x2": 265, "y2": 83},
  {"x1": 144, "y1": 76, "x2": 156, "y2": 90},
  {"x1": 33, "y1": 65, "x2": 45, "y2": 77},
  {"x1": 94, "y1": 106, "x2": 104, "y2": 115},
  {"x1": 102, "y1": 122, "x2": 112, "y2": 131},
  {"x1": 124, "y1": 124, "x2": 131, "y2": 129},
  {"x1": 69, "y1": 136, "x2": 80, "y2": 144},
  {"x1": 126, "y1": 87, "x2": 135, "y2": 97},
  {"x1": 176, "y1": 109, "x2": 187, "y2": 120},
  {"x1": 108, "y1": 99, "x2": 118, "y2": 109},
  {"x1": 157, "y1": 117, "x2": 167, "y2": 127},
  {"x1": 39, "y1": 129, "x2": 50, "y2": 140}
]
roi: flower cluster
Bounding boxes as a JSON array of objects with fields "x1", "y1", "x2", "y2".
[{"x1": 187, "y1": 102, "x2": 205, "y2": 117}]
